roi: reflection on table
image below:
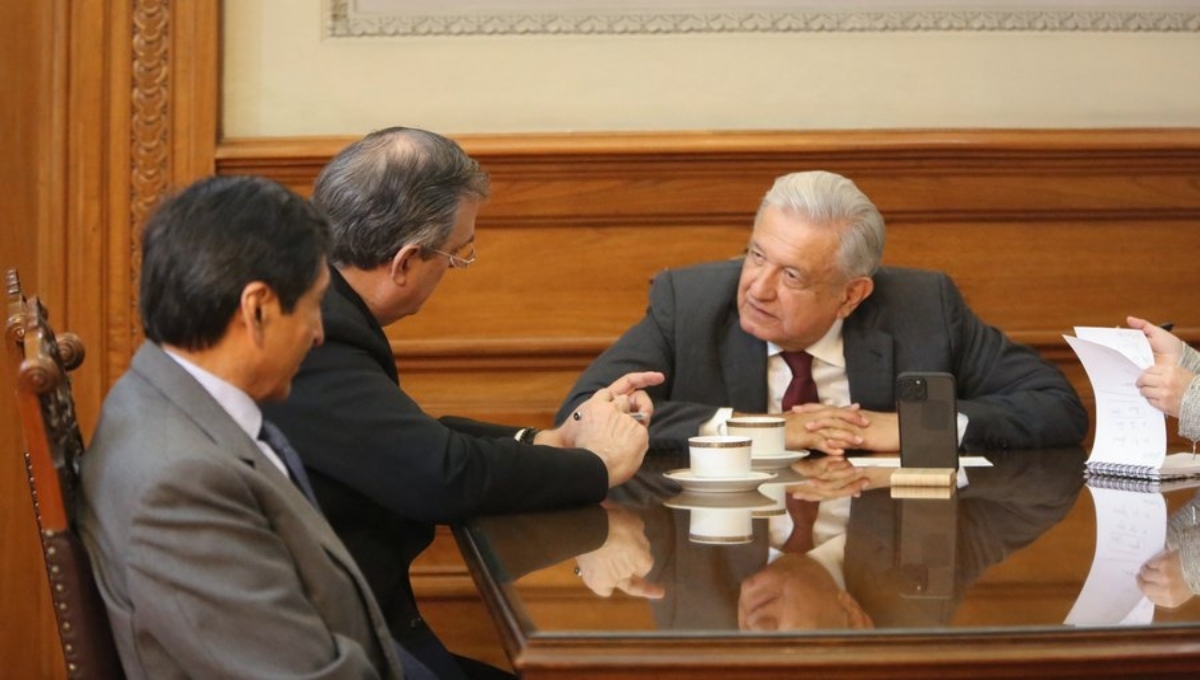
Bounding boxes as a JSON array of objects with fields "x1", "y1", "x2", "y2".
[{"x1": 457, "y1": 448, "x2": 1200, "y2": 679}]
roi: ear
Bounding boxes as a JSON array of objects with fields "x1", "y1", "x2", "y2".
[
  {"x1": 238, "y1": 281, "x2": 275, "y2": 348},
  {"x1": 836, "y1": 276, "x2": 874, "y2": 319},
  {"x1": 388, "y1": 244, "x2": 425, "y2": 285}
]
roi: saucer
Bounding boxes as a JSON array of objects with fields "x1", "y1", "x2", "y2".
[
  {"x1": 758, "y1": 466, "x2": 806, "y2": 485},
  {"x1": 751, "y1": 449, "x2": 810, "y2": 470},
  {"x1": 752, "y1": 468, "x2": 809, "y2": 518},
  {"x1": 662, "y1": 469, "x2": 776, "y2": 493},
  {"x1": 663, "y1": 490, "x2": 778, "y2": 511}
]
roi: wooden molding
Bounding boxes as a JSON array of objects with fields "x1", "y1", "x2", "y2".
[
  {"x1": 130, "y1": 0, "x2": 172, "y2": 239},
  {"x1": 219, "y1": 128, "x2": 1200, "y2": 157}
]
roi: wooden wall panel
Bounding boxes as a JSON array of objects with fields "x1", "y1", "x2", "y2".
[
  {"x1": 1, "y1": 3, "x2": 64, "y2": 678},
  {"x1": 390, "y1": 223, "x2": 747, "y2": 342},
  {"x1": 1, "y1": 1, "x2": 220, "y2": 676}
]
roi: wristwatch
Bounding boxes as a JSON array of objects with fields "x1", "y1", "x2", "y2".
[{"x1": 515, "y1": 427, "x2": 539, "y2": 445}]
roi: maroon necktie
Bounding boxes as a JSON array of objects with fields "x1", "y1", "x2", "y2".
[{"x1": 781, "y1": 351, "x2": 819, "y2": 411}]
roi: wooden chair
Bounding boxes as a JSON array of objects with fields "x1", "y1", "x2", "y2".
[{"x1": 5, "y1": 268, "x2": 125, "y2": 679}]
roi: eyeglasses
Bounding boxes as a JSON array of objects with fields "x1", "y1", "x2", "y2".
[{"x1": 426, "y1": 242, "x2": 477, "y2": 269}]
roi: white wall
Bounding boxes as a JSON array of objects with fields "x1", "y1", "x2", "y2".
[{"x1": 223, "y1": 0, "x2": 1200, "y2": 137}]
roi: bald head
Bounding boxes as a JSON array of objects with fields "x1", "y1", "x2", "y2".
[{"x1": 313, "y1": 126, "x2": 490, "y2": 269}]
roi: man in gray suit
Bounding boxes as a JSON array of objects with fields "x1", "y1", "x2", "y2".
[
  {"x1": 79, "y1": 176, "x2": 407, "y2": 678},
  {"x1": 559, "y1": 170, "x2": 1087, "y2": 457}
]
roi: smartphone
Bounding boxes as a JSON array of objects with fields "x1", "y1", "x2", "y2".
[
  {"x1": 895, "y1": 495, "x2": 958, "y2": 599},
  {"x1": 896, "y1": 371, "x2": 958, "y2": 470}
]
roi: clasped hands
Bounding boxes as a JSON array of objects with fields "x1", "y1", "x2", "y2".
[
  {"x1": 781, "y1": 403, "x2": 899, "y2": 456},
  {"x1": 756, "y1": 404, "x2": 901, "y2": 501}
]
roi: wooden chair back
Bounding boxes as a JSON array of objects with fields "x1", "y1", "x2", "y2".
[{"x1": 5, "y1": 268, "x2": 125, "y2": 679}]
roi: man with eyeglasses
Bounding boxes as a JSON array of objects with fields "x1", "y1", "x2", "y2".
[{"x1": 263, "y1": 127, "x2": 662, "y2": 680}]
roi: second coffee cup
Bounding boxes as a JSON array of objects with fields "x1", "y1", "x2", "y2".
[{"x1": 725, "y1": 416, "x2": 787, "y2": 457}]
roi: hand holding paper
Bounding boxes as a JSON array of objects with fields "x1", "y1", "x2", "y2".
[
  {"x1": 1127, "y1": 316, "x2": 1185, "y2": 368},
  {"x1": 1065, "y1": 327, "x2": 1200, "y2": 480}
]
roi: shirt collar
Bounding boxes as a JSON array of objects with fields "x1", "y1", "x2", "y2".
[
  {"x1": 767, "y1": 318, "x2": 845, "y2": 368},
  {"x1": 163, "y1": 348, "x2": 263, "y2": 442}
]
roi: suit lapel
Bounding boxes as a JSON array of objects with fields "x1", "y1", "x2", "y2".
[
  {"x1": 130, "y1": 342, "x2": 287, "y2": 496},
  {"x1": 132, "y1": 343, "x2": 249, "y2": 451},
  {"x1": 843, "y1": 303, "x2": 895, "y2": 411},
  {"x1": 131, "y1": 345, "x2": 360, "y2": 568},
  {"x1": 133, "y1": 349, "x2": 362, "y2": 557},
  {"x1": 720, "y1": 306, "x2": 769, "y2": 412}
]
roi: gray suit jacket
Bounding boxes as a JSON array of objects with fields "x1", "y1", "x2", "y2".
[
  {"x1": 1168, "y1": 491, "x2": 1200, "y2": 595},
  {"x1": 1177, "y1": 344, "x2": 1200, "y2": 441},
  {"x1": 79, "y1": 342, "x2": 404, "y2": 679},
  {"x1": 558, "y1": 260, "x2": 1087, "y2": 451}
]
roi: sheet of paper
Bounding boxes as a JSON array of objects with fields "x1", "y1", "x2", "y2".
[
  {"x1": 1065, "y1": 487, "x2": 1165, "y2": 626},
  {"x1": 1073, "y1": 327, "x2": 1154, "y2": 368},
  {"x1": 1065, "y1": 334, "x2": 1166, "y2": 468}
]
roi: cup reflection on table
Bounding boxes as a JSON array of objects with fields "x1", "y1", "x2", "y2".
[{"x1": 690, "y1": 507, "x2": 754, "y2": 544}]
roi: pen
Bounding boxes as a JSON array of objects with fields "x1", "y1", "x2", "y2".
[
  {"x1": 629, "y1": 411, "x2": 647, "y2": 422},
  {"x1": 1160, "y1": 321, "x2": 1175, "y2": 332}
]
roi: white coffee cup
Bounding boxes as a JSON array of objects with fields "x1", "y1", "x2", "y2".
[
  {"x1": 725, "y1": 416, "x2": 787, "y2": 457},
  {"x1": 688, "y1": 435, "x2": 752, "y2": 478}
]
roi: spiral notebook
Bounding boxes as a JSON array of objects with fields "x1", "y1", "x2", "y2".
[
  {"x1": 1065, "y1": 327, "x2": 1200, "y2": 482},
  {"x1": 1085, "y1": 471, "x2": 1200, "y2": 494}
]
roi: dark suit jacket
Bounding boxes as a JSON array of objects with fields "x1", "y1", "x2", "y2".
[
  {"x1": 263, "y1": 267, "x2": 609, "y2": 676},
  {"x1": 79, "y1": 342, "x2": 402, "y2": 679},
  {"x1": 558, "y1": 260, "x2": 1087, "y2": 451}
]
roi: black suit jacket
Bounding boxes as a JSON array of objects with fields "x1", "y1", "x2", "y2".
[
  {"x1": 264, "y1": 267, "x2": 609, "y2": 676},
  {"x1": 558, "y1": 260, "x2": 1088, "y2": 451}
]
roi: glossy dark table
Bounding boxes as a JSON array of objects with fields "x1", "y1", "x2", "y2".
[{"x1": 455, "y1": 448, "x2": 1200, "y2": 679}]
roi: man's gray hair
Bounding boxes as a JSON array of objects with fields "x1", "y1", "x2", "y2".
[
  {"x1": 313, "y1": 127, "x2": 490, "y2": 269},
  {"x1": 757, "y1": 170, "x2": 885, "y2": 279}
]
